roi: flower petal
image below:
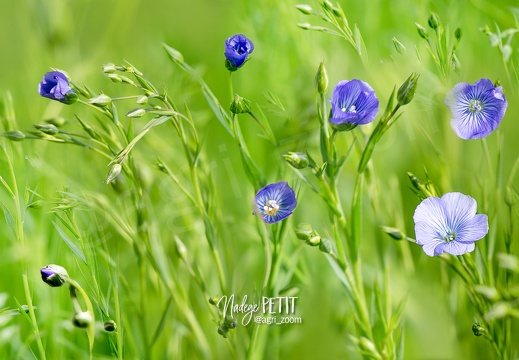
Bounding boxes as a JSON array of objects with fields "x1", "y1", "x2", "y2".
[
  {"x1": 440, "y1": 192, "x2": 477, "y2": 230},
  {"x1": 413, "y1": 196, "x2": 448, "y2": 234},
  {"x1": 455, "y1": 214, "x2": 488, "y2": 243},
  {"x1": 434, "y1": 241, "x2": 475, "y2": 256}
]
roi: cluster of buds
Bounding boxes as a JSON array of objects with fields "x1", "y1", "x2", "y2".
[
  {"x1": 295, "y1": 224, "x2": 334, "y2": 255},
  {"x1": 217, "y1": 315, "x2": 237, "y2": 338},
  {"x1": 40, "y1": 264, "x2": 116, "y2": 335}
]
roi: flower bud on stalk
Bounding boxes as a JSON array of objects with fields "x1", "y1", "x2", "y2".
[
  {"x1": 34, "y1": 124, "x2": 59, "y2": 135},
  {"x1": 397, "y1": 73, "x2": 419, "y2": 106},
  {"x1": 72, "y1": 311, "x2": 94, "y2": 329},
  {"x1": 104, "y1": 320, "x2": 117, "y2": 332},
  {"x1": 105, "y1": 163, "x2": 122, "y2": 184},
  {"x1": 315, "y1": 62, "x2": 328, "y2": 95},
  {"x1": 88, "y1": 94, "x2": 112, "y2": 107},
  {"x1": 283, "y1": 152, "x2": 309, "y2": 169},
  {"x1": 230, "y1": 95, "x2": 252, "y2": 114},
  {"x1": 415, "y1": 23, "x2": 428, "y2": 40},
  {"x1": 40, "y1": 264, "x2": 69, "y2": 287},
  {"x1": 2, "y1": 130, "x2": 25, "y2": 142}
]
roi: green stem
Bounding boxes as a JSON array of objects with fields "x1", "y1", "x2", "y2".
[{"x1": 1, "y1": 144, "x2": 46, "y2": 360}]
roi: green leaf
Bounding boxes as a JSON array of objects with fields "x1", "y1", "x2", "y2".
[{"x1": 51, "y1": 220, "x2": 86, "y2": 264}]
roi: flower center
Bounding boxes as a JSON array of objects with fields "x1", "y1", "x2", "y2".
[
  {"x1": 469, "y1": 99, "x2": 483, "y2": 113},
  {"x1": 263, "y1": 199, "x2": 279, "y2": 215},
  {"x1": 443, "y1": 230, "x2": 456, "y2": 242},
  {"x1": 341, "y1": 105, "x2": 357, "y2": 113}
]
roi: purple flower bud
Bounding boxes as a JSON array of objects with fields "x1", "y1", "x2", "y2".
[
  {"x1": 40, "y1": 264, "x2": 69, "y2": 287},
  {"x1": 38, "y1": 71, "x2": 78, "y2": 104},
  {"x1": 224, "y1": 34, "x2": 254, "y2": 71}
]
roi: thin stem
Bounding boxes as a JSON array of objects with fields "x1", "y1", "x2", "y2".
[{"x1": 1, "y1": 144, "x2": 46, "y2": 360}]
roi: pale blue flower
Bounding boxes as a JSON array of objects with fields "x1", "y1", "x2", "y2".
[
  {"x1": 413, "y1": 192, "x2": 488, "y2": 256},
  {"x1": 444, "y1": 79, "x2": 507, "y2": 139}
]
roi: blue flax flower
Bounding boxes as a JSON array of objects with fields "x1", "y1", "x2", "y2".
[
  {"x1": 224, "y1": 34, "x2": 254, "y2": 71},
  {"x1": 329, "y1": 79, "x2": 379, "y2": 129},
  {"x1": 38, "y1": 71, "x2": 78, "y2": 104},
  {"x1": 253, "y1": 182, "x2": 297, "y2": 224},
  {"x1": 413, "y1": 192, "x2": 488, "y2": 256},
  {"x1": 444, "y1": 79, "x2": 507, "y2": 139}
]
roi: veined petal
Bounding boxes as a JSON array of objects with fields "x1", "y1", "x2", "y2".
[
  {"x1": 434, "y1": 241, "x2": 475, "y2": 256},
  {"x1": 455, "y1": 214, "x2": 488, "y2": 243},
  {"x1": 413, "y1": 196, "x2": 448, "y2": 234},
  {"x1": 440, "y1": 192, "x2": 477, "y2": 231},
  {"x1": 445, "y1": 78, "x2": 507, "y2": 139},
  {"x1": 253, "y1": 181, "x2": 297, "y2": 224}
]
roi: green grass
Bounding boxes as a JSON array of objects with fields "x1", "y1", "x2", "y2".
[{"x1": 0, "y1": 0, "x2": 518, "y2": 359}]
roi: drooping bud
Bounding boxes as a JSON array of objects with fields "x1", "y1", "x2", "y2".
[
  {"x1": 314, "y1": 61, "x2": 328, "y2": 95},
  {"x1": 103, "y1": 320, "x2": 117, "y2": 332},
  {"x1": 72, "y1": 311, "x2": 94, "y2": 329},
  {"x1": 230, "y1": 94, "x2": 252, "y2": 114},
  {"x1": 397, "y1": 73, "x2": 419, "y2": 106},
  {"x1": 45, "y1": 117, "x2": 66, "y2": 128},
  {"x1": 415, "y1": 23, "x2": 429, "y2": 40},
  {"x1": 40, "y1": 264, "x2": 69, "y2": 287},
  {"x1": 505, "y1": 186, "x2": 517, "y2": 207},
  {"x1": 107, "y1": 74, "x2": 123, "y2": 83},
  {"x1": 105, "y1": 163, "x2": 122, "y2": 184},
  {"x1": 283, "y1": 152, "x2": 309, "y2": 169}
]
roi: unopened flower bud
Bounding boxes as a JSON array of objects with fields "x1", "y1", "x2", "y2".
[
  {"x1": 45, "y1": 117, "x2": 66, "y2": 127},
  {"x1": 173, "y1": 236, "x2": 187, "y2": 259},
  {"x1": 102, "y1": 63, "x2": 117, "y2": 73},
  {"x1": 88, "y1": 94, "x2": 111, "y2": 107},
  {"x1": 415, "y1": 23, "x2": 428, "y2": 40},
  {"x1": 380, "y1": 226, "x2": 405, "y2": 240},
  {"x1": 397, "y1": 73, "x2": 419, "y2": 106},
  {"x1": 472, "y1": 323, "x2": 486, "y2": 337},
  {"x1": 319, "y1": 238, "x2": 333, "y2": 254},
  {"x1": 505, "y1": 187, "x2": 517, "y2": 207},
  {"x1": 41, "y1": 264, "x2": 69, "y2": 287},
  {"x1": 105, "y1": 163, "x2": 122, "y2": 184},
  {"x1": 64, "y1": 91, "x2": 79, "y2": 105},
  {"x1": 103, "y1": 320, "x2": 117, "y2": 332},
  {"x1": 209, "y1": 296, "x2": 219, "y2": 305},
  {"x1": 230, "y1": 95, "x2": 252, "y2": 114},
  {"x1": 136, "y1": 95, "x2": 148, "y2": 105},
  {"x1": 392, "y1": 37, "x2": 406, "y2": 54},
  {"x1": 428, "y1": 13, "x2": 440, "y2": 30},
  {"x1": 454, "y1": 27, "x2": 462, "y2": 40},
  {"x1": 126, "y1": 108, "x2": 147, "y2": 118},
  {"x1": 72, "y1": 311, "x2": 93, "y2": 329},
  {"x1": 295, "y1": 4, "x2": 313, "y2": 14},
  {"x1": 307, "y1": 236, "x2": 321, "y2": 246},
  {"x1": 2, "y1": 130, "x2": 25, "y2": 142},
  {"x1": 107, "y1": 74, "x2": 123, "y2": 83},
  {"x1": 297, "y1": 23, "x2": 312, "y2": 30},
  {"x1": 283, "y1": 152, "x2": 309, "y2": 169},
  {"x1": 314, "y1": 61, "x2": 328, "y2": 95},
  {"x1": 34, "y1": 124, "x2": 59, "y2": 135},
  {"x1": 358, "y1": 337, "x2": 379, "y2": 357},
  {"x1": 295, "y1": 223, "x2": 314, "y2": 241}
]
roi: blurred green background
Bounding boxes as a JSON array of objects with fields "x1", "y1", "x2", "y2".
[{"x1": 0, "y1": 0, "x2": 518, "y2": 359}]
